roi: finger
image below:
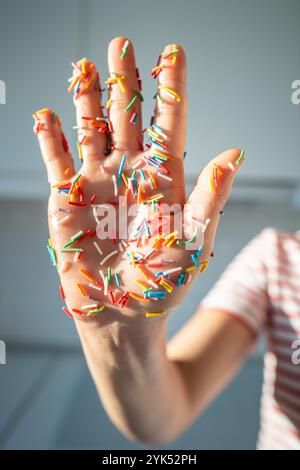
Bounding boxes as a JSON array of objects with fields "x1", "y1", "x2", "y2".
[
  {"x1": 69, "y1": 58, "x2": 107, "y2": 163},
  {"x1": 107, "y1": 37, "x2": 143, "y2": 152},
  {"x1": 187, "y1": 148, "x2": 245, "y2": 258},
  {"x1": 150, "y1": 44, "x2": 187, "y2": 159},
  {"x1": 33, "y1": 108, "x2": 75, "y2": 184}
]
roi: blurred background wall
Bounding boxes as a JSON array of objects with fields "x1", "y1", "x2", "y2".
[{"x1": 0, "y1": 0, "x2": 299, "y2": 449}]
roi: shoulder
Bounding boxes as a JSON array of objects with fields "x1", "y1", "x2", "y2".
[{"x1": 249, "y1": 227, "x2": 300, "y2": 266}]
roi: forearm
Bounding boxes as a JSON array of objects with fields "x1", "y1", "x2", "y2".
[{"x1": 75, "y1": 316, "x2": 190, "y2": 443}]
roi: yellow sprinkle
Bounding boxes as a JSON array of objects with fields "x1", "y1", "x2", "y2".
[
  {"x1": 51, "y1": 180, "x2": 69, "y2": 188},
  {"x1": 172, "y1": 44, "x2": 177, "y2": 65},
  {"x1": 152, "y1": 150, "x2": 173, "y2": 160},
  {"x1": 145, "y1": 193, "x2": 163, "y2": 202},
  {"x1": 118, "y1": 77, "x2": 126, "y2": 93},
  {"x1": 166, "y1": 237, "x2": 177, "y2": 248},
  {"x1": 135, "y1": 279, "x2": 149, "y2": 290},
  {"x1": 35, "y1": 108, "x2": 51, "y2": 115},
  {"x1": 164, "y1": 231, "x2": 178, "y2": 241},
  {"x1": 77, "y1": 141, "x2": 83, "y2": 160},
  {"x1": 186, "y1": 265, "x2": 198, "y2": 272},
  {"x1": 145, "y1": 311, "x2": 166, "y2": 317},
  {"x1": 159, "y1": 279, "x2": 173, "y2": 293},
  {"x1": 158, "y1": 85, "x2": 181, "y2": 102},
  {"x1": 199, "y1": 261, "x2": 209, "y2": 273},
  {"x1": 130, "y1": 251, "x2": 136, "y2": 268}
]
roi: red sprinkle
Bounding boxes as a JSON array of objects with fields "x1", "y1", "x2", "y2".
[
  {"x1": 109, "y1": 290, "x2": 115, "y2": 304},
  {"x1": 61, "y1": 132, "x2": 69, "y2": 153},
  {"x1": 59, "y1": 285, "x2": 65, "y2": 300},
  {"x1": 90, "y1": 194, "x2": 96, "y2": 205},
  {"x1": 62, "y1": 307, "x2": 73, "y2": 318}
]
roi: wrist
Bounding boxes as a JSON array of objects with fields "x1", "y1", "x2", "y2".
[{"x1": 74, "y1": 312, "x2": 168, "y2": 367}]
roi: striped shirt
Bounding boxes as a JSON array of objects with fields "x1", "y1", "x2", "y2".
[{"x1": 200, "y1": 228, "x2": 300, "y2": 450}]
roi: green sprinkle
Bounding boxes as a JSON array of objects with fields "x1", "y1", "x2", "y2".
[
  {"x1": 236, "y1": 149, "x2": 245, "y2": 165},
  {"x1": 161, "y1": 48, "x2": 179, "y2": 57},
  {"x1": 153, "y1": 154, "x2": 167, "y2": 160},
  {"x1": 156, "y1": 93, "x2": 164, "y2": 104},
  {"x1": 220, "y1": 210, "x2": 224, "y2": 215},
  {"x1": 176, "y1": 227, "x2": 198, "y2": 246},
  {"x1": 134, "y1": 88, "x2": 144, "y2": 102},
  {"x1": 61, "y1": 248, "x2": 84, "y2": 253},
  {"x1": 108, "y1": 267, "x2": 111, "y2": 285},
  {"x1": 51, "y1": 112, "x2": 56, "y2": 123},
  {"x1": 71, "y1": 230, "x2": 84, "y2": 241},
  {"x1": 64, "y1": 231, "x2": 83, "y2": 248},
  {"x1": 51, "y1": 247, "x2": 57, "y2": 266},
  {"x1": 124, "y1": 95, "x2": 137, "y2": 112},
  {"x1": 72, "y1": 173, "x2": 81, "y2": 185},
  {"x1": 120, "y1": 41, "x2": 129, "y2": 60},
  {"x1": 88, "y1": 307, "x2": 105, "y2": 314}
]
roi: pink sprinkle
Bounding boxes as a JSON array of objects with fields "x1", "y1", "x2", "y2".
[{"x1": 130, "y1": 112, "x2": 137, "y2": 124}]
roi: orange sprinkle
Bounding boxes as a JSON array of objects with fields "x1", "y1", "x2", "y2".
[
  {"x1": 80, "y1": 268, "x2": 96, "y2": 283},
  {"x1": 77, "y1": 283, "x2": 88, "y2": 297},
  {"x1": 129, "y1": 292, "x2": 150, "y2": 303}
]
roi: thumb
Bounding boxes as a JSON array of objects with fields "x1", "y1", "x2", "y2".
[{"x1": 186, "y1": 148, "x2": 245, "y2": 259}]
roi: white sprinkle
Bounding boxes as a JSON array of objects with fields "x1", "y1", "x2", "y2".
[
  {"x1": 144, "y1": 248, "x2": 155, "y2": 259},
  {"x1": 228, "y1": 161, "x2": 235, "y2": 172},
  {"x1": 99, "y1": 270, "x2": 105, "y2": 283},
  {"x1": 148, "y1": 178, "x2": 154, "y2": 190},
  {"x1": 122, "y1": 39, "x2": 129, "y2": 52},
  {"x1": 132, "y1": 159, "x2": 144, "y2": 169},
  {"x1": 121, "y1": 240, "x2": 128, "y2": 248},
  {"x1": 74, "y1": 251, "x2": 80, "y2": 263},
  {"x1": 148, "y1": 279, "x2": 159, "y2": 289},
  {"x1": 100, "y1": 250, "x2": 118, "y2": 266},
  {"x1": 93, "y1": 206, "x2": 101, "y2": 224},
  {"x1": 163, "y1": 267, "x2": 182, "y2": 275},
  {"x1": 157, "y1": 172, "x2": 172, "y2": 182},
  {"x1": 81, "y1": 304, "x2": 98, "y2": 310},
  {"x1": 203, "y1": 218, "x2": 211, "y2": 232},
  {"x1": 93, "y1": 241, "x2": 103, "y2": 256},
  {"x1": 88, "y1": 283, "x2": 102, "y2": 292},
  {"x1": 118, "y1": 242, "x2": 123, "y2": 252},
  {"x1": 104, "y1": 276, "x2": 108, "y2": 296},
  {"x1": 112, "y1": 174, "x2": 118, "y2": 197}
]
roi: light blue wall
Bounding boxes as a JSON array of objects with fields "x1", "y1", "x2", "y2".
[{"x1": 0, "y1": 0, "x2": 299, "y2": 450}]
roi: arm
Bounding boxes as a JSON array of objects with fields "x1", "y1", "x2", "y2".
[
  {"x1": 76, "y1": 227, "x2": 270, "y2": 444},
  {"x1": 75, "y1": 308, "x2": 253, "y2": 443}
]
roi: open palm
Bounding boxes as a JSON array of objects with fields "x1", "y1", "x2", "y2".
[{"x1": 34, "y1": 37, "x2": 244, "y2": 322}]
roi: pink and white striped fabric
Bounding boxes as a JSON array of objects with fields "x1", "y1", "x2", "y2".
[{"x1": 200, "y1": 228, "x2": 300, "y2": 450}]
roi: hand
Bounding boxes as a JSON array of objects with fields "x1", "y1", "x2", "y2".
[{"x1": 34, "y1": 37, "x2": 244, "y2": 324}]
